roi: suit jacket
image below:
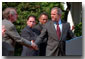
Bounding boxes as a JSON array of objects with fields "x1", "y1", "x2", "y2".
[
  {"x1": 34, "y1": 23, "x2": 43, "y2": 34},
  {"x1": 2, "y1": 19, "x2": 31, "y2": 56},
  {"x1": 21, "y1": 26, "x2": 39, "y2": 56},
  {"x1": 35, "y1": 20, "x2": 74, "y2": 56},
  {"x1": 34, "y1": 23, "x2": 47, "y2": 56}
]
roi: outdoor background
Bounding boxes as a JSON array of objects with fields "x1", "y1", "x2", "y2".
[{"x1": 2, "y1": 2, "x2": 82, "y2": 56}]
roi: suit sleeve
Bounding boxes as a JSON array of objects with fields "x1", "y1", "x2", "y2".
[
  {"x1": 35, "y1": 26, "x2": 47, "y2": 45},
  {"x1": 5, "y1": 25, "x2": 31, "y2": 47},
  {"x1": 67, "y1": 23, "x2": 76, "y2": 39},
  {"x1": 21, "y1": 29, "x2": 37, "y2": 41}
]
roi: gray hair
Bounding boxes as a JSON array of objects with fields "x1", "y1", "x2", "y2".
[
  {"x1": 3, "y1": 7, "x2": 16, "y2": 19},
  {"x1": 51, "y1": 7, "x2": 62, "y2": 15}
]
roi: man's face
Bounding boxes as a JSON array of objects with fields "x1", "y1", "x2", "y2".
[
  {"x1": 51, "y1": 9, "x2": 60, "y2": 22},
  {"x1": 39, "y1": 15, "x2": 48, "y2": 24},
  {"x1": 9, "y1": 10, "x2": 18, "y2": 22},
  {"x1": 27, "y1": 17, "x2": 36, "y2": 28}
]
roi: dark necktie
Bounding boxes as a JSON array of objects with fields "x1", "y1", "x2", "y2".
[{"x1": 57, "y1": 23, "x2": 61, "y2": 40}]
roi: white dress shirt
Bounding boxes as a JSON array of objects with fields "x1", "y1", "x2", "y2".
[{"x1": 53, "y1": 19, "x2": 62, "y2": 33}]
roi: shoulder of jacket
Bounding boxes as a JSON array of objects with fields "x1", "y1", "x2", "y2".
[
  {"x1": 3, "y1": 19, "x2": 13, "y2": 25},
  {"x1": 66, "y1": 22, "x2": 70, "y2": 25},
  {"x1": 2, "y1": 19, "x2": 14, "y2": 30},
  {"x1": 45, "y1": 20, "x2": 51, "y2": 25},
  {"x1": 34, "y1": 24, "x2": 41, "y2": 28},
  {"x1": 22, "y1": 26, "x2": 27, "y2": 31},
  {"x1": 61, "y1": 20, "x2": 70, "y2": 25}
]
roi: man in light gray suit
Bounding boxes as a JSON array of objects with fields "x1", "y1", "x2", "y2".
[
  {"x1": 2, "y1": 7, "x2": 38, "y2": 56},
  {"x1": 35, "y1": 7, "x2": 75, "y2": 56}
]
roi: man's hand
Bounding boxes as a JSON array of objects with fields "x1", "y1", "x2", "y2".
[
  {"x1": 2, "y1": 25, "x2": 6, "y2": 37},
  {"x1": 31, "y1": 40, "x2": 39, "y2": 50}
]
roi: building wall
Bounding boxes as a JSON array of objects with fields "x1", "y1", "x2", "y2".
[{"x1": 71, "y1": 2, "x2": 82, "y2": 25}]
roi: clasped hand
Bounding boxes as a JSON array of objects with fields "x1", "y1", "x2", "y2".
[{"x1": 31, "y1": 40, "x2": 39, "y2": 50}]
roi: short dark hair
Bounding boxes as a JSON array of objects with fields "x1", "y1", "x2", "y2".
[
  {"x1": 39, "y1": 12, "x2": 48, "y2": 19},
  {"x1": 27, "y1": 15, "x2": 36, "y2": 20}
]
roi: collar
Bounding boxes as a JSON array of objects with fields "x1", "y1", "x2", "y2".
[
  {"x1": 54, "y1": 19, "x2": 62, "y2": 25},
  {"x1": 27, "y1": 26, "x2": 32, "y2": 29},
  {"x1": 58, "y1": 19, "x2": 62, "y2": 25}
]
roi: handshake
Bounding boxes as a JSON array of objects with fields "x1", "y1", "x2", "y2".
[
  {"x1": 2, "y1": 25, "x2": 38, "y2": 50},
  {"x1": 31, "y1": 40, "x2": 39, "y2": 50}
]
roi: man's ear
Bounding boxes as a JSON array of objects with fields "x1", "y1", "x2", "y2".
[
  {"x1": 27, "y1": 20, "x2": 30, "y2": 26},
  {"x1": 8, "y1": 14, "x2": 12, "y2": 18},
  {"x1": 8, "y1": 14, "x2": 10, "y2": 18},
  {"x1": 39, "y1": 18, "x2": 41, "y2": 22},
  {"x1": 27, "y1": 20, "x2": 28, "y2": 25}
]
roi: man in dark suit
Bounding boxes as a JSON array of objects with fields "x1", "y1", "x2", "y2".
[
  {"x1": 34, "y1": 12, "x2": 48, "y2": 56},
  {"x1": 2, "y1": 7, "x2": 38, "y2": 56},
  {"x1": 34, "y1": 7, "x2": 75, "y2": 56},
  {"x1": 21, "y1": 16, "x2": 39, "y2": 56}
]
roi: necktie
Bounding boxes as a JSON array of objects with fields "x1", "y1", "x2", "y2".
[{"x1": 57, "y1": 23, "x2": 61, "y2": 40}]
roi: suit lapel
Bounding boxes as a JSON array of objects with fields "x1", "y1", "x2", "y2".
[
  {"x1": 26, "y1": 26, "x2": 34, "y2": 36},
  {"x1": 60, "y1": 22, "x2": 65, "y2": 40},
  {"x1": 50, "y1": 21, "x2": 58, "y2": 40}
]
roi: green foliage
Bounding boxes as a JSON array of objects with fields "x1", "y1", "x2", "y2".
[
  {"x1": 2, "y1": 2, "x2": 64, "y2": 33},
  {"x1": 74, "y1": 22, "x2": 82, "y2": 37}
]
